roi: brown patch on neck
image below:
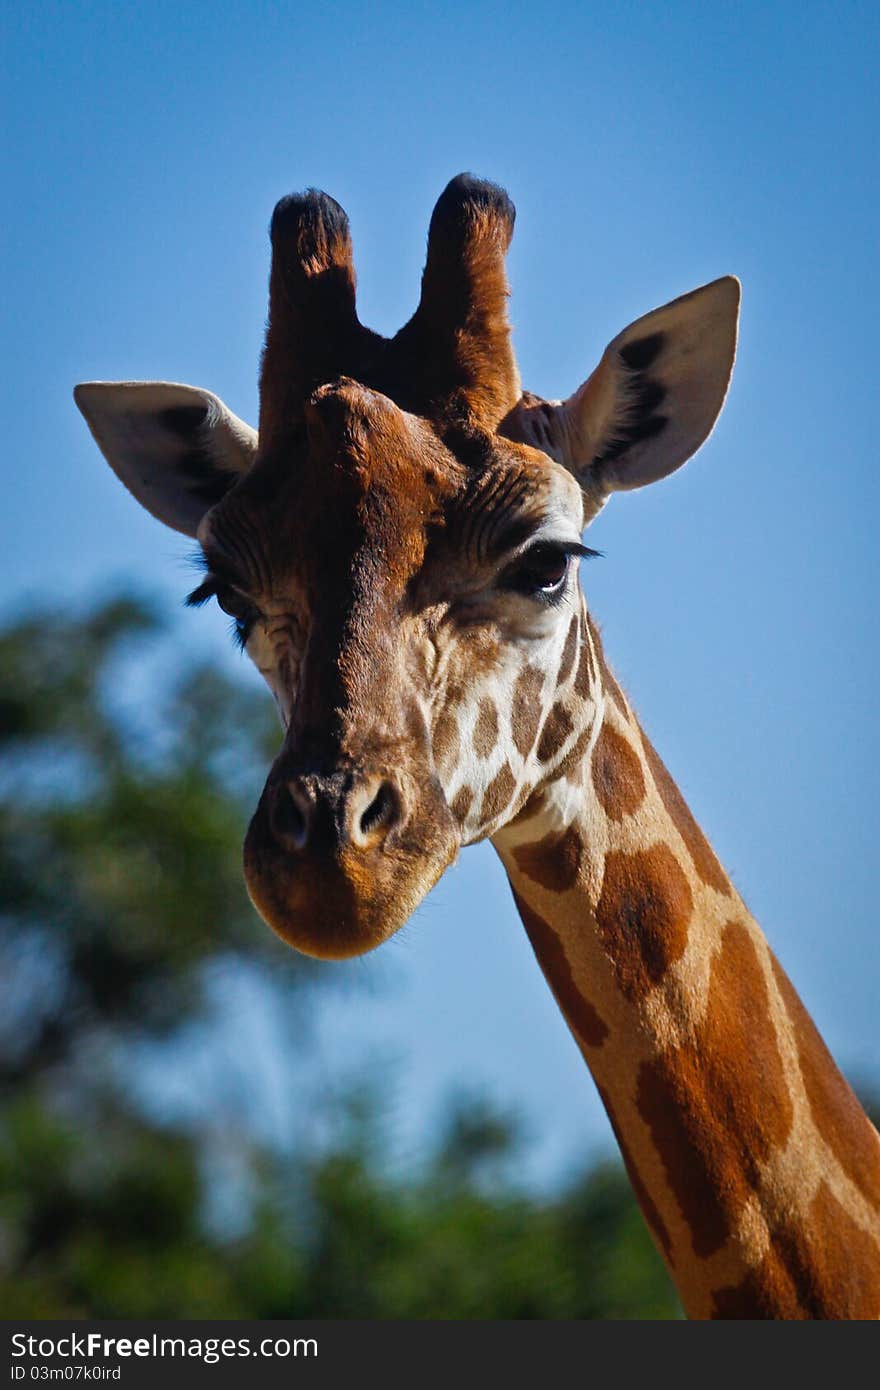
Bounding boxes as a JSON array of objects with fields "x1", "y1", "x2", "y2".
[
  {"x1": 595, "y1": 844, "x2": 693, "y2": 1001},
  {"x1": 511, "y1": 665, "x2": 544, "y2": 758},
  {"x1": 557, "y1": 612, "x2": 579, "y2": 686},
  {"x1": 559, "y1": 728, "x2": 593, "y2": 783},
  {"x1": 433, "y1": 707, "x2": 460, "y2": 773},
  {"x1": 710, "y1": 1258, "x2": 806, "y2": 1319},
  {"x1": 473, "y1": 696, "x2": 499, "y2": 759},
  {"x1": 536, "y1": 702, "x2": 574, "y2": 763},
  {"x1": 636, "y1": 920, "x2": 793, "y2": 1261},
  {"x1": 639, "y1": 727, "x2": 732, "y2": 896},
  {"x1": 480, "y1": 762, "x2": 517, "y2": 821},
  {"x1": 712, "y1": 1182, "x2": 880, "y2": 1319},
  {"x1": 511, "y1": 824, "x2": 584, "y2": 893},
  {"x1": 595, "y1": 1082, "x2": 673, "y2": 1264},
  {"x1": 591, "y1": 723, "x2": 647, "y2": 821},
  {"x1": 513, "y1": 890, "x2": 608, "y2": 1049},
  {"x1": 769, "y1": 954, "x2": 880, "y2": 1212},
  {"x1": 573, "y1": 631, "x2": 595, "y2": 700}
]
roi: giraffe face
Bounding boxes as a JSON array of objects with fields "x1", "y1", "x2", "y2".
[
  {"x1": 75, "y1": 174, "x2": 739, "y2": 960},
  {"x1": 195, "y1": 378, "x2": 587, "y2": 957}
]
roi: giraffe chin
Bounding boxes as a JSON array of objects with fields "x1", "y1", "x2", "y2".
[{"x1": 242, "y1": 815, "x2": 458, "y2": 961}]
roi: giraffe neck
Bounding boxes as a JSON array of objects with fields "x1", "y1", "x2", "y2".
[{"x1": 492, "y1": 598, "x2": 880, "y2": 1319}]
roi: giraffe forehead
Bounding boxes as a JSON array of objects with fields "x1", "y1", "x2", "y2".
[
  {"x1": 206, "y1": 412, "x2": 580, "y2": 599},
  {"x1": 204, "y1": 417, "x2": 456, "y2": 597}
]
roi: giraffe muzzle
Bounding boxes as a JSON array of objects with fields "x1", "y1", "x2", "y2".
[
  {"x1": 269, "y1": 772, "x2": 404, "y2": 855},
  {"x1": 242, "y1": 758, "x2": 459, "y2": 959}
]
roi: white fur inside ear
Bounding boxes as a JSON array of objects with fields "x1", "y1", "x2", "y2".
[
  {"x1": 74, "y1": 381, "x2": 258, "y2": 537},
  {"x1": 569, "y1": 276, "x2": 740, "y2": 495}
]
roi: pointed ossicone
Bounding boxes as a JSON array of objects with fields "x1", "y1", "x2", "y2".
[
  {"x1": 390, "y1": 173, "x2": 521, "y2": 431},
  {"x1": 259, "y1": 188, "x2": 370, "y2": 451},
  {"x1": 270, "y1": 188, "x2": 354, "y2": 280},
  {"x1": 501, "y1": 276, "x2": 740, "y2": 523},
  {"x1": 257, "y1": 174, "x2": 522, "y2": 446}
]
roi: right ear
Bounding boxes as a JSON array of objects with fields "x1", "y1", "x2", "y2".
[
  {"x1": 74, "y1": 381, "x2": 258, "y2": 537},
  {"x1": 500, "y1": 277, "x2": 739, "y2": 524}
]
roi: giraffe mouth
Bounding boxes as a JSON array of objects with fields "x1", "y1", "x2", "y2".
[{"x1": 241, "y1": 773, "x2": 459, "y2": 959}]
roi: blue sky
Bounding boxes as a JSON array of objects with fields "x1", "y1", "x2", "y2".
[{"x1": 3, "y1": 1, "x2": 878, "y2": 1183}]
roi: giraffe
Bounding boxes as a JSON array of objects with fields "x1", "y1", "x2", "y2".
[{"x1": 74, "y1": 174, "x2": 880, "y2": 1318}]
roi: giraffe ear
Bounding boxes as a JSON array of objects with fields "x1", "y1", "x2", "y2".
[
  {"x1": 501, "y1": 277, "x2": 740, "y2": 522},
  {"x1": 74, "y1": 381, "x2": 258, "y2": 538}
]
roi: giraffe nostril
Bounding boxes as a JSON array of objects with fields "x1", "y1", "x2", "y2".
[
  {"x1": 272, "y1": 783, "x2": 309, "y2": 849},
  {"x1": 358, "y1": 780, "x2": 397, "y2": 837}
]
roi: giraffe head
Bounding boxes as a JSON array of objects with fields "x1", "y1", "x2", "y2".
[{"x1": 75, "y1": 176, "x2": 739, "y2": 959}]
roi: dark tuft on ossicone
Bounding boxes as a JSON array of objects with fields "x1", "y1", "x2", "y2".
[
  {"x1": 429, "y1": 173, "x2": 516, "y2": 240},
  {"x1": 269, "y1": 189, "x2": 350, "y2": 248}
]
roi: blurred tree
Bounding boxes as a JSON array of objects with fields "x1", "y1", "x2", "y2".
[
  {"x1": 0, "y1": 595, "x2": 318, "y2": 1089},
  {"x1": 0, "y1": 596, "x2": 680, "y2": 1319}
]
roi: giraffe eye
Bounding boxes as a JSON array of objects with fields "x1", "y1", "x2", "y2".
[
  {"x1": 504, "y1": 544, "x2": 572, "y2": 600},
  {"x1": 186, "y1": 572, "x2": 260, "y2": 648},
  {"x1": 215, "y1": 586, "x2": 252, "y2": 621},
  {"x1": 215, "y1": 587, "x2": 260, "y2": 647}
]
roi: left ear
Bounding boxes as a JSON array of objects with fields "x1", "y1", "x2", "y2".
[
  {"x1": 501, "y1": 276, "x2": 740, "y2": 521},
  {"x1": 74, "y1": 381, "x2": 258, "y2": 537}
]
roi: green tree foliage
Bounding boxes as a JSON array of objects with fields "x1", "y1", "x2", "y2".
[
  {"x1": 0, "y1": 597, "x2": 679, "y2": 1319},
  {"x1": 0, "y1": 597, "x2": 316, "y2": 1082}
]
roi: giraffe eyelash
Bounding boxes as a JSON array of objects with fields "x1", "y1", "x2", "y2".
[
  {"x1": 230, "y1": 616, "x2": 253, "y2": 651},
  {"x1": 185, "y1": 572, "x2": 259, "y2": 648},
  {"x1": 185, "y1": 576, "x2": 218, "y2": 607}
]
